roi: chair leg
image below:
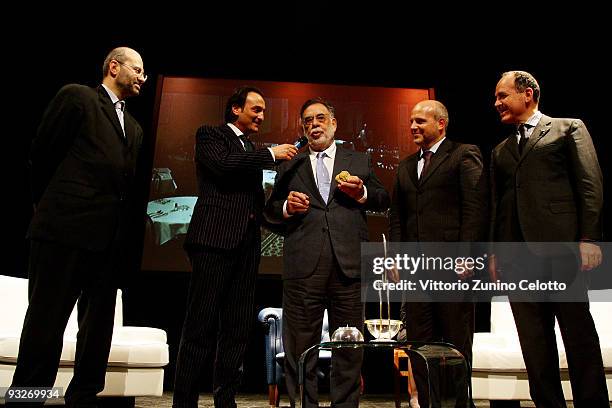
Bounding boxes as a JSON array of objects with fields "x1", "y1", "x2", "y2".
[
  {"x1": 268, "y1": 384, "x2": 279, "y2": 408},
  {"x1": 393, "y1": 349, "x2": 401, "y2": 408},
  {"x1": 275, "y1": 384, "x2": 280, "y2": 407},
  {"x1": 407, "y1": 357, "x2": 419, "y2": 408},
  {"x1": 360, "y1": 374, "x2": 365, "y2": 395}
]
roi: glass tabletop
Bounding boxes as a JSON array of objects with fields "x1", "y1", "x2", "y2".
[{"x1": 297, "y1": 340, "x2": 471, "y2": 408}]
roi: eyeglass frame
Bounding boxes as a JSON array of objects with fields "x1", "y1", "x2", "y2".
[
  {"x1": 114, "y1": 59, "x2": 148, "y2": 81},
  {"x1": 302, "y1": 113, "x2": 332, "y2": 127}
]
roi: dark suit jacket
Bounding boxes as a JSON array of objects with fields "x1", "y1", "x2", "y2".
[
  {"x1": 184, "y1": 124, "x2": 275, "y2": 251},
  {"x1": 491, "y1": 115, "x2": 603, "y2": 242},
  {"x1": 389, "y1": 139, "x2": 488, "y2": 243},
  {"x1": 28, "y1": 85, "x2": 143, "y2": 252},
  {"x1": 264, "y1": 147, "x2": 390, "y2": 279}
]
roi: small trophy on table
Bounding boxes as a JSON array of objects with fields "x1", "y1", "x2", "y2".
[{"x1": 365, "y1": 234, "x2": 402, "y2": 341}]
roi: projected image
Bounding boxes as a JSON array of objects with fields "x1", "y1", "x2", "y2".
[{"x1": 141, "y1": 77, "x2": 433, "y2": 273}]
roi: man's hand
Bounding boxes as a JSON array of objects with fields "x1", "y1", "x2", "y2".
[
  {"x1": 579, "y1": 241, "x2": 602, "y2": 271},
  {"x1": 286, "y1": 191, "x2": 310, "y2": 215},
  {"x1": 337, "y1": 175, "x2": 364, "y2": 201},
  {"x1": 386, "y1": 263, "x2": 400, "y2": 283},
  {"x1": 455, "y1": 258, "x2": 474, "y2": 281},
  {"x1": 271, "y1": 144, "x2": 298, "y2": 160}
]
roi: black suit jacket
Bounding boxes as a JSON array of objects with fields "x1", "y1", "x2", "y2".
[
  {"x1": 184, "y1": 124, "x2": 275, "y2": 251},
  {"x1": 264, "y1": 147, "x2": 390, "y2": 279},
  {"x1": 491, "y1": 115, "x2": 603, "y2": 242},
  {"x1": 28, "y1": 85, "x2": 143, "y2": 252},
  {"x1": 389, "y1": 139, "x2": 488, "y2": 243}
]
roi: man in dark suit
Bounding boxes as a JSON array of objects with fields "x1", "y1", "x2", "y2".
[
  {"x1": 8, "y1": 47, "x2": 146, "y2": 407},
  {"x1": 172, "y1": 87, "x2": 298, "y2": 408},
  {"x1": 264, "y1": 97, "x2": 390, "y2": 408},
  {"x1": 389, "y1": 100, "x2": 488, "y2": 408},
  {"x1": 491, "y1": 70, "x2": 608, "y2": 407}
]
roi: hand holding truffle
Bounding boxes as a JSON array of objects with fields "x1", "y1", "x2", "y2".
[{"x1": 335, "y1": 170, "x2": 365, "y2": 201}]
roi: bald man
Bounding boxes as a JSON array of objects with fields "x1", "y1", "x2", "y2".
[
  {"x1": 389, "y1": 100, "x2": 488, "y2": 408},
  {"x1": 8, "y1": 47, "x2": 147, "y2": 407}
]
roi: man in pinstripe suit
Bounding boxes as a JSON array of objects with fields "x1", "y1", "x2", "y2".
[{"x1": 173, "y1": 87, "x2": 298, "y2": 408}]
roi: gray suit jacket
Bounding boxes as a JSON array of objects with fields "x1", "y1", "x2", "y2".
[
  {"x1": 491, "y1": 114, "x2": 603, "y2": 242},
  {"x1": 264, "y1": 147, "x2": 390, "y2": 279}
]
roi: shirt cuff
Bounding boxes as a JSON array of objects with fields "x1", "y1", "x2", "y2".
[
  {"x1": 283, "y1": 200, "x2": 292, "y2": 218},
  {"x1": 357, "y1": 185, "x2": 368, "y2": 204},
  {"x1": 267, "y1": 147, "x2": 275, "y2": 161}
]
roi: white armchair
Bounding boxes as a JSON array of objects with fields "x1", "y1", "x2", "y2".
[
  {"x1": 472, "y1": 290, "x2": 612, "y2": 404},
  {"x1": 0, "y1": 275, "x2": 169, "y2": 406}
]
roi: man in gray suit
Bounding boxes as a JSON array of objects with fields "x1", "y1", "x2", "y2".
[
  {"x1": 264, "y1": 97, "x2": 390, "y2": 408},
  {"x1": 490, "y1": 70, "x2": 608, "y2": 407},
  {"x1": 390, "y1": 100, "x2": 488, "y2": 408}
]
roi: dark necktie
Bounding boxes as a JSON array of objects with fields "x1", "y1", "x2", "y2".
[
  {"x1": 419, "y1": 150, "x2": 433, "y2": 180},
  {"x1": 517, "y1": 124, "x2": 527, "y2": 155},
  {"x1": 240, "y1": 135, "x2": 254, "y2": 152}
]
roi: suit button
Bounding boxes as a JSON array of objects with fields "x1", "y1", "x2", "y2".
[{"x1": 249, "y1": 213, "x2": 255, "y2": 220}]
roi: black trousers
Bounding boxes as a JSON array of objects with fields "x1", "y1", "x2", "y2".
[
  {"x1": 402, "y1": 301, "x2": 475, "y2": 408},
  {"x1": 172, "y1": 225, "x2": 260, "y2": 408},
  {"x1": 8, "y1": 239, "x2": 118, "y2": 408},
  {"x1": 511, "y1": 301, "x2": 609, "y2": 408},
  {"x1": 506, "y1": 250, "x2": 609, "y2": 408},
  {"x1": 282, "y1": 234, "x2": 363, "y2": 408}
]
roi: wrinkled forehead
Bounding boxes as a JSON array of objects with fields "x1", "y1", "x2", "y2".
[
  {"x1": 303, "y1": 103, "x2": 330, "y2": 117},
  {"x1": 245, "y1": 92, "x2": 265, "y2": 107},
  {"x1": 124, "y1": 50, "x2": 144, "y2": 66},
  {"x1": 496, "y1": 75, "x2": 516, "y2": 92}
]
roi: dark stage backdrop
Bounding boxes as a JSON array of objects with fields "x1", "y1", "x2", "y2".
[{"x1": 7, "y1": 25, "x2": 611, "y2": 393}]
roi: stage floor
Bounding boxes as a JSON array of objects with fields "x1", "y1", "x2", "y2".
[{"x1": 135, "y1": 393, "x2": 547, "y2": 407}]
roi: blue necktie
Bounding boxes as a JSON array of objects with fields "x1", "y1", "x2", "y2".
[{"x1": 316, "y1": 152, "x2": 330, "y2": 203}]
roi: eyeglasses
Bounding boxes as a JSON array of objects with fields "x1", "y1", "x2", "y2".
[
  {"x1": 115, "y1": 60, "x2": 147, "y2": 81},
  {"x1": 303, "y1": 113, "x2": 330, "y2": 127}
]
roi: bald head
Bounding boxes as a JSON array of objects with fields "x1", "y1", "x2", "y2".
[
  {"x1": 101, "y1": 47, "x2": 145, "y2": 100},
  {"x1": 410, "y1": 99, "x2": 449, "y2": 149},
  {"x1": 102, "y1": 47, "x2": 143, "y2": 78},
  {"x1": 414, "y1": 100, "x2": 449, "y2": 131}
]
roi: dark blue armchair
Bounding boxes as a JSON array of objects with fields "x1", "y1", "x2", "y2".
[{"x1": 257, "y1": 307, "x2": 331, "y2": 407}]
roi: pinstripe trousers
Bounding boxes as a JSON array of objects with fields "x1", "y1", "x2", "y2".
[{"x1": 173, "y1": 223, "x2": 260, "y2": 408}]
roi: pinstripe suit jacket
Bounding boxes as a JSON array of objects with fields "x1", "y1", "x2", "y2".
[
  {"x1": 264, "y1": 147, "x2": 390, "y2": 279},
  {"x1": 184, "y1": 124, "x2": 275, "y2": 251},
  {"x1": 389, "y1": 138, "x2": 488, "y2": 243}
]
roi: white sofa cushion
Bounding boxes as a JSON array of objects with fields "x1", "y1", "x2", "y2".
[{"x1": 0, "y1": 275, "x2": 168, "y2": 368}]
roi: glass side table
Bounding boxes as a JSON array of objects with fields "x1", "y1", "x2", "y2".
[{"x1": 298, "y1": 340, "x2": 471, "y2": 408}]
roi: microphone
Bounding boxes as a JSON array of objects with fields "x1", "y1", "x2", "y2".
[{"x1": 294, "y1": 136, "x2": 308, "y2": 149}]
